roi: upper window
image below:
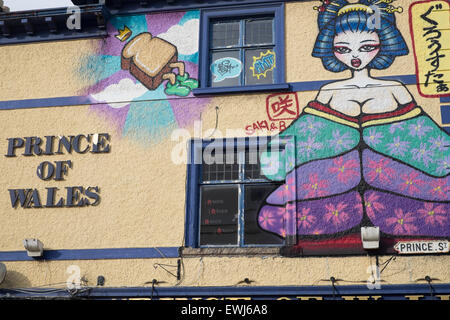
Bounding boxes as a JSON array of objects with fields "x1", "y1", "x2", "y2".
[{"x1": 194, "y1": 4, "x2": 288, "y2": 95}]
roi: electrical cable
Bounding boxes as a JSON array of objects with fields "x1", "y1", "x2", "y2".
[{"x1": 204, "y1": 106, "x2": 220, "y2": 139}]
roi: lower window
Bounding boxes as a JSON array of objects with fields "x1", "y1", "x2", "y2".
[{"x1": 185, "y1": 137, "x2": 294, "y2": 248}]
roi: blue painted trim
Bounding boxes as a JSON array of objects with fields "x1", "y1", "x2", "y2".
[
  {"x1": 185, "y1": 140, "x2": 201, "y2": 248},
  {"x1": 197, "y1": 3, "x2": 286, "y2": 93},
  {"x1": 0, "y1": 75, "x2": 419, "y2": 111},
  {"x1": 0, "y1": 247, "x2": 179, "y2": 261},
  {"x1": 0, "y1": 95, "x2": 92, "y2": 110},
  {"x1": 441, "y1": 105, "x2": 450, "y2": 124},
  {"x1": 1, "y1": 284, "x2": 450, "y2": 299},
  {"x1": 440, "y1": 96, "x2": 450, "y2": 103},
  {"x1": 107, "y1": 0, "x2": 302, "y2": 16},
  {"x1": 274, "y1": 2, "x2": 285, "y2": 84},
  {"x1": 444, "y1": 127, "x2": 450, "y2": 135},
  {"x1": 193, "y1": 83, "x2": 290, "y2": 96}
]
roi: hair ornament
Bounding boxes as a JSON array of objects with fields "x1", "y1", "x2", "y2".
[
  {"x1": 334, "y1": 1, "x2": 403, "y2": 16},
  {"x1": 337, "y1": 4, "x2": 374, "y2": 16},
  {"x1": 371, "y1": 0, "x2": 395, "y2": 4},
  {"x1": 370, "y1": 0, "x2": 403, "y2": 14},
  {"x1": 383, "y1": 5, "x2": 403, "y2": 13},
  {"x1": 313, "y1": 0, "x2": 339, "y2": 13}
]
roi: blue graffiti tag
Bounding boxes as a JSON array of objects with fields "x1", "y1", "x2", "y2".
[
  {"x1": 251, "y1": 50, "x2": 276, "y2": 79},
  {"x1": 210, "y1": 57, "x2": 242, "y2": 83}
]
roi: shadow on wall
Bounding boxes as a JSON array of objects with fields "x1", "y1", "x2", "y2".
[{"x1": 0, "y1": 270, "x2": 32, "y2": 289}]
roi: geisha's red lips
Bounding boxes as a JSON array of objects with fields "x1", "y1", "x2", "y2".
[{"x1": 351, "y1": 58, "x2": 362, "y2": 68}]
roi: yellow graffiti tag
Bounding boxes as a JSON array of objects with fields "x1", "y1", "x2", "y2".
[{"x1": 410, "y1": 0, "x2": 450, "y2": 97}]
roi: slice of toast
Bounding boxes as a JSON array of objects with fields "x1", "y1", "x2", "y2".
[{"x1": 121, "y1": 32, "x2": 178, "y2": 90}]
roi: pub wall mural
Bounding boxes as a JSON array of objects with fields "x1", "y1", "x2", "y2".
[{"x1": 73, "y1": 1, "x2": 449, "y2": 254}]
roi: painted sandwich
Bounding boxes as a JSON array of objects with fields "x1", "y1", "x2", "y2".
[{"x1": 121, "y1": 32, "x2": 198, "y2": 96}]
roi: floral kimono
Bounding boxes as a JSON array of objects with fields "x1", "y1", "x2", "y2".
[{"x1": 258, "y1": 100, "x2": 450, "y2": 240}]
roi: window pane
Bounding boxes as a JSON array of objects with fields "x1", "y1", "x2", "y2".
[
  {"x1": 245, "y1": 19, "x2": 273, "y2": 45},
  {"x1": 211, "y1": 20, "x2": 240, "y2": 48},
  {"x1": 202, "y1": 146, "x2": 239, "y2": 182},
  {"x1": 244, "y1": 148, "x2": 269, "y2": 180},
  {"x1": 245, "y1": 48, "x2": 275, "y2": 85},
  {"x1": 244, "y1": 184, "x2": 284, "y2": 245},
  {"x1": 200, "y1": 185, "x2": 239, "y2": 246},
  {"x1": 210, "y1": 51, "x2": 242, "y2": 87}
]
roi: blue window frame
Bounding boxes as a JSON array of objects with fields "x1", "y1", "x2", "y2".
[
  {"x1": 194, "y1": 3, "x2": 289, "y2": 96},
  {"x1": 185, "y1": 136, "x2": 296, "y2": 248}
]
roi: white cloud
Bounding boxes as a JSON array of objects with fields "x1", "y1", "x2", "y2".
[
  {"x1": 158, "y1": 19, "x2": 199, "y2": 56},
  {"x1": 90, "y1": 78, "x2": 147, "y2": 108}
]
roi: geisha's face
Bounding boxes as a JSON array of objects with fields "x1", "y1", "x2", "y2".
[{"x1": 333, "y1": 30, "x2": 380, "y2": 71}]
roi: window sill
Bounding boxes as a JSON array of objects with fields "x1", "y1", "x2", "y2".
[
  {"x1": 180, "y1": 246, "x2": 281, "y2": 257},
  {"x1": 192, "y1": 83, "x2": 291, "y2": 96}
]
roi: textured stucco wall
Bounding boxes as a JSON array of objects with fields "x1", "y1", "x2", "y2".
[
  {"x1": 1, "y1": 255, "x2": 449, "y2": 289},
  {"x1": 0, "y1": 0, "x2": 449, "y2": 291}
]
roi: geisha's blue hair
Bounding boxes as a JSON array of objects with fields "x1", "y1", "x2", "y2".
[{"x1": 312, "y1": 0, "x2": 409, "y2": 72}]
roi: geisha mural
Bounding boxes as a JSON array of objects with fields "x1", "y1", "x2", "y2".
[{"x1": 257, "y1": 0, "x2": 449, "y2": 253}]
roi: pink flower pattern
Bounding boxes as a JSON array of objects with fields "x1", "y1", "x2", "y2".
[
  {"x1": 428, "y1": 179, "x2": 450, "y2": 200},
  {"x1": 385, "y1": 209, "x2": 417, "y2": 234},
  {"x1": 259, "y1": 207, "x2": 283, "y2": 230},
  {"x1": 366, "y1": 158, "x2": 396, "y2": 183},
  {"x1": 301, "y1": 173, "x2": 329, "y2": 198},
  {"x1": 297, "y1": 207, "x2": 316, "y2": 230},
  {"x1": 328, "y1": 156, "x2": 359, "y2": 184},
  {"x1": 399, "y1": 171, "x2": 425, "y2": 195},
  {"x1": 363, "y1": 192, "x2": 385, "y2": 219},
  {"x1": 324, "y1": 202, "x2": 349, "y2": 226},
  {"x1": 417, "y1": 203, "x2": 447, "y2": 227}
]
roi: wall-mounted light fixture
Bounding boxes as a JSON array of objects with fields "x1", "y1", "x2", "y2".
[
  {"x1": 23, "y1": 239, "x2": 44, "y2": 257},
  {"x1": 361, "y1": 227, "x2": 380, "y2": 250}
]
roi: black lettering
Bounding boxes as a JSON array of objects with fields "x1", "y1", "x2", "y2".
[
  {"x1": 23, "y1": 137, "x2": 43, "y2": 156},
  {"x1": 8, "y1": 189, "x2": 33, "y2": 208},
  {"x1": 28, "y1": 189, "x2": 42, "y2": 208},
  {"x1": 72, "y1": 134, "x2": 91, "y2": 154},
  {"x1": 36, "y1": 161, "x2": 55, "y2": 180},
  {"x1": 420, "y1": 5, "x2": 437, "y2": 25},
  {"x1": 43, "y1": 136, "x2": 55, "y2": 155},
  {"x1": 54, "y1": 160, "x2": 72, "y2": 181},
  {"x1": 85, "y1": 186, "x2": 100, "y2": 206},
  {"x1": 5, "y1": 138, "x2": 24, "y2": 157},
  {"x1": 45, "y1": 187, "x2": 64, "y2": 207},
  {"x1": 66, "y1": 186, "x2": 85, "y2": 207},
  {"x1": 91, "y1": 133, "x2": 110, "y2": 153},
  {"x1": 55, "y1": 136, "x2": 74, "y2": 154}
]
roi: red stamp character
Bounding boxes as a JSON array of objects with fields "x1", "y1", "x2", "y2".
[{"x1": 266, "y1": 92, "x2": 299, "y2": 121}]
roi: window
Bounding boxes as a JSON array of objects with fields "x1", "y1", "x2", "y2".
[
  {"x1": 185, "y1": 136, "x2": 296, "y2": 248},
  {"x1": 194, "y1": 4, "x2": 288, "y2": 95}
]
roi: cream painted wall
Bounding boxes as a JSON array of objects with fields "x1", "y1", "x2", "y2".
[
  {"x1": 1, "y1": 255, "x2": 449, "y2": 289},
  {"x1": 0, "y1": 0, "x2": 449, "y2": 290}
]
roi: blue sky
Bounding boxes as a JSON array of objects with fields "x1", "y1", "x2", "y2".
[{"x1": 4, "y1": 0, "x2": 76, "y2": 11}]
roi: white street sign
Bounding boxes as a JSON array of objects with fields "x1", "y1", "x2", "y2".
[{"x1": 394, "y1": 240, "x2": 449, "y2": 254}]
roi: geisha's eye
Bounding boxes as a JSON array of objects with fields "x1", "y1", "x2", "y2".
[
  {"x1": 359, "y1": 44, "x2": 380, "y2": 52},
  {"x1": 333, "y1": 46, "x2": 351, "y2": 54}
]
